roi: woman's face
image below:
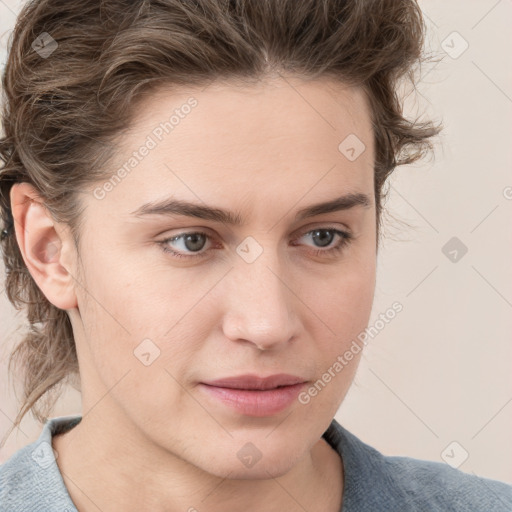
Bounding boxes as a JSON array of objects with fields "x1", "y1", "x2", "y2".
[{"x1": 69, "y1": 76, "x2": 377, "y2": 478}]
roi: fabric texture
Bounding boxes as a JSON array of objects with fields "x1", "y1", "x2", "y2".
[{"x1": 1, "y1": 414, "x2": 511, "y2": 511}]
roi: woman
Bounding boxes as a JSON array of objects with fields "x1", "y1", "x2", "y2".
[{"x1": 0, "y1": 0, "x2": 511, "y2": 510}]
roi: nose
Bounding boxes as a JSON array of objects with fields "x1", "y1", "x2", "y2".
[{"x1": 222, "y1": 252, "x2": 301, "y2": 351}]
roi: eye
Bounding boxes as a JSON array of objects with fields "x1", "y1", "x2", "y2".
[
  {"x1": 293, "y1": 227, "x2": 353, "y2": 257},
  {"x1": 158, "y1": 231, "x2": 213, "y2": 260},
  {"x1": 158, "y1": 226, "x2": 353, "y2": 260}
]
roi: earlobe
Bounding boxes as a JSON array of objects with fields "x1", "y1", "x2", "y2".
[{"x1": 9, "y1": 182, "x2": 78, "y2": 310}]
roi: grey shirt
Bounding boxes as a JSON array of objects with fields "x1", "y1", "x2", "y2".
[{"x1": 1, "y1": 414, "x2": 511, "y2": 511}]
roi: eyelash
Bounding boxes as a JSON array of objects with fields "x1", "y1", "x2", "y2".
[{"x1": 157, "y1": 227, "x2": 353, "y2": 260}]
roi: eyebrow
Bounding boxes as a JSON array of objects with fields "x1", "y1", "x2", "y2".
[{"x1": 129, "y1": 192, "x2": 372, "y2": 225}]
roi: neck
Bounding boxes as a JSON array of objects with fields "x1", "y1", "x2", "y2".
[{"x1": 52, "y1": 410, "x2": 343, "y2": 512}]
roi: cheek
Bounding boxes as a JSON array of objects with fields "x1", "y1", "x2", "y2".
[
  {"x1": 314, "y1": 251, "x2": 376, "y2": 345},
  {"x1": 336, "y1": 268, "x2": 375, "y2": 332},
  {"x1": 75, "y1": 253, "x2": 205, "y2": 384},
  {"x1": 76, "y1": 281, "x2": 194, "y2": 425},
  {"x1": 299, "y1": 264, "x2": 375, "y2": 415}
]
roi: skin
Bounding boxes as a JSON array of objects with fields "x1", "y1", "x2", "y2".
[{"x1": 10, "y1": 75, "x2": 377, "y2": 512}]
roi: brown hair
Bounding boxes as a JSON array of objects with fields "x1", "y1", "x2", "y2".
[{"x1": 0, "y1": 0, "x2": 442, "y2": 446}]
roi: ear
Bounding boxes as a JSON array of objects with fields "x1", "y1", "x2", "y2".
[{"x1": 10, "y1": 182, "x2": 78, "y2": 310}]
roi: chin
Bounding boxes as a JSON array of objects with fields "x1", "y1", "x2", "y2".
[
  {"x1": 196, "y1": 440, "x2": 305, "y2": 481},
  {"x1": 208, "y1": 457, "x2": 299, "y2": 481}
]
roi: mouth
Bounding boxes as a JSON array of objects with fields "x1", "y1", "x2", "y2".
[
  {"x1": 198, "y1": 374, "x2": 308, "y2": 417},
  {"x1": 201, "y1": 373, "x2": 307, "y2": 390}
]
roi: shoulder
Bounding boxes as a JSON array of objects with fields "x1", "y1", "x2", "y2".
[
  {"x1": 0, "y1": 435, "x2": 53, "y2": 510},
  {"x1": 0, "y1": 415, "x2": 81, "y2": 511},
  {"x1": 323, "y1": 419, "x2": 512, "y2": 511},
  {"x1": 381, "y1": 452, "x2": 512, "y2": 511}
]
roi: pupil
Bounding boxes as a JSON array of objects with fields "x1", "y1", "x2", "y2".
[
  {"x1": 185, "y1": 233, "x2": 205, "y2": 252},
  {"x1": 313, "y1": 229, "x2": 333, "y2": 248}
]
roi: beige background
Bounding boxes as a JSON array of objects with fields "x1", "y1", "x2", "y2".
[{"x1": 1, "y1": 0, "x2": 511, "y2": 484}]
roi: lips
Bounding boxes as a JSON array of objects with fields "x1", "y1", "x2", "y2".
[
  {"x1": 198, "y1": 374, "x2": 308, "y2": 417},
  {"x1": 201, "y1": 373, "x2": 307, "y2": 390}
]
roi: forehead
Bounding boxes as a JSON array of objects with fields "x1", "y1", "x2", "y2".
[
  {"x1": 127, "y1": 75, "x2": 372, "y2": 153},
  {"x1": 95, "y1": 76, "x2": 374, "y2": 214}
]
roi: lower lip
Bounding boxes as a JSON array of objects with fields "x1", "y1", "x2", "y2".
[{"x1": 198, "y1": 382, "x2": 307, "y2": 417}]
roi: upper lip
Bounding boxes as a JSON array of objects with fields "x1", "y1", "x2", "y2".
[{"x1": 201, "y1": 373, "x2": 307, "y2": 390}]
